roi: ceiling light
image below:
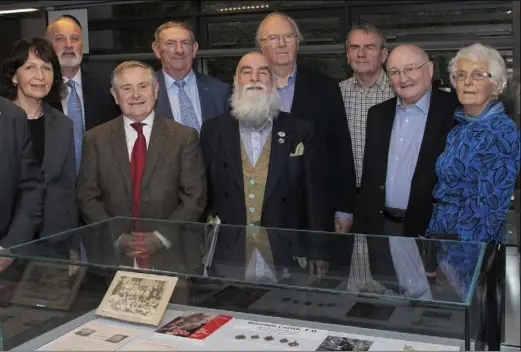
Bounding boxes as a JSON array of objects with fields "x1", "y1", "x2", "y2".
[{"x1": 0, "y1": 8, "x2": 38, "y2": 15}]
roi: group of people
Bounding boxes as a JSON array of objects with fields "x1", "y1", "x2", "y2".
[{"x1": 0, "y1": 12, "x2": 519, "y2": 299}]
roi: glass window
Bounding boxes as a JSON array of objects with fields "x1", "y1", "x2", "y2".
[
  {"x1": 201, "y1": 0, "x2": 343, "y2": 12},
  {"x1": 205, "y1": 53, "x2": 348, "y2": 84},
  {"x1": 88, "y1": 1, "x2": 195, "y2": 20},
  {"x1": 205, "y1": 57, "x2": 240, "y2": 84},
  {"x1": 207, "y1": 21, "x2": 261, "y2": 49},
  {"x1": 356, "y1": 6, "x2": 513, "y2": 42},
  {"x1": 297, "y1": 53, "x2": 349, "y2": 80},
  {"x1": 201, "y1": 1, "x2": 271, "y2": 12},
  {"x1": 298, "y1": 17, "x2": 341, "y2": 45},
  {"x1": 89, "y1": 29, "x2": 156, "y2": 54}
]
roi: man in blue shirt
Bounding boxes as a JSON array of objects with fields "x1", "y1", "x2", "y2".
[
  {"x1": 356, "y1": 44, "x2": 459, "y2": 238},
  {"x1": 152, "y1": 22, "x2": 230, "y2": 131}
]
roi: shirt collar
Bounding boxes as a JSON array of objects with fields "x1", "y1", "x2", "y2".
[
  {"x1": 396, "y1": 87, "x2": 432, "y2": 115},
  {"x1": 123, "y1": 110, "x2": 155, "y2": 128},
  {"x1": 239, "y1": 117, "x2": 274, "y2": 133},
  {"x1": 278, "y1": 65, "x2": 297, "y2": 89},
  {"x1": 63, "y1": 69, "x2": 82, "y2": 86},
  {"x1": 163, "y1": 69, "x2": 195, "y2": 88},
  {"x1": 353, "y1": 69, "x2": 388, "y2": 91}
]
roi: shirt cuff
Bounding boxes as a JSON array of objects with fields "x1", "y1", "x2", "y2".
[
  {"x1": 335, "y1": 211, "x2": 353, "y2": 220},
  {"x1": 153, "y1": 231, "x2": 172, "y2": 249}
]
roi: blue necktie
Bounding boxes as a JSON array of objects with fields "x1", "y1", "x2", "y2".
[
  {"x1": 174, "y1": 80, "x2": 200, "y2": 132},
  {"x1": 67, "y1": 80, "x2": 85, "y2": 173}
]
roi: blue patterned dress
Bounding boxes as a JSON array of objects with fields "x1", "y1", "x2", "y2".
[
  {"x1": 426, "y1": 100, "x2": 520, "y2": 300},
  {"x1": 427, "y1": 100, "x2": 521, "y2": 243}
]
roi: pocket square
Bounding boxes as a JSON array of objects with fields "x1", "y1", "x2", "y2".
[{"x1": 290, "y1": 142, "x2": 304, "y2": 157}]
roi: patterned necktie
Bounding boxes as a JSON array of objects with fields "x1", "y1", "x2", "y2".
[
  {"x1": 130, "y1": 123, "x2": 150, "y2": 269},
  {"x1": 174, "y1": 80, "x2": 200, "y2": 132},
  {"x1": 67, "y1": 80, "x2": 85, "y2": 173}
]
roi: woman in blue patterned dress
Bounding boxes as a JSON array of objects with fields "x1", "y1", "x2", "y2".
[
  {"x1": 427, "y1": 43, "x2": 520, "y2": 242},
  {"x1": 425, "y1": 44, "x2": 520, "y2": 350}
]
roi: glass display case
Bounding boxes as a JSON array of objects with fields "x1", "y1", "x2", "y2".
[{"x1": 0, "y1": 218, "x2": 486, "y2": 351}]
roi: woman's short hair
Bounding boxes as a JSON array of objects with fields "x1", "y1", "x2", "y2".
[
  {"x1": 0, "y1": 37, "x2": 66, "y2": 102},
  {"x1": 448, "y1": 43, "x2": 507, "y2": 93}
]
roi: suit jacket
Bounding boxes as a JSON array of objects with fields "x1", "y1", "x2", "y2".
[
  {"x1": 50, "y1": 67, "x2": 120, "y2": 131},
  {"x1": 356, "y1": 88, "x2": 459, "y2": 238},
  {"x1": 35, "y1": 103, "x2": 79, "y2": 254},
  {"x1": 200, "y1": 112, "x2": 330, "y2": 273},
  {"x1": 76, "y1": 114, "x2": 207, "y2": 272},
  {"x1": 0, "y1": 97, "x2": 44, "y2": 248},
  {"x1": 291, "y1": 65, "x2": 356, "y2": 216},
  {"x1": 156, "y1": 70, "x2": 230, "y2": 123}
]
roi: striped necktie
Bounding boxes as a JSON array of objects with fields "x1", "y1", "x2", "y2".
[
  {"x1": 174, "y1": 80, "x2": 200, "y2": 132},
  {"x1": 67, "y1": 80, "x2": 85, "y2": 172}
]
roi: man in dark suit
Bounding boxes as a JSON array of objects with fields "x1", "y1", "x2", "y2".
[
  {"x1": 0, "y1": 97, "x2": 44, "y2": 272},
  {"x1": 152, "y1": 21, "x2": 229, "y2": 131},
  {"x1": 356, "y1": 44, "x2": 459, "y2": 239},
  {"x1": 256, "y1": 13, "x2": 356, "y2": 236},
  {"x1": 77, "y1": 61, "x2": 206, "y2": 278},
  {"x1": 200, "y1": 52, "x2": 330, "y2": 282},
  {"x1": 46, "y1": 15, "x2": 120, "y2": 170}
]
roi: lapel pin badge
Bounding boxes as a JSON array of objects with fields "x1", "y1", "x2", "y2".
[
  {"x1": 278, "y1": 131, "x2": 286, "y2": 137},
  {"x1": 279, "y1": 138, "x2": 285, "y2": 144}
]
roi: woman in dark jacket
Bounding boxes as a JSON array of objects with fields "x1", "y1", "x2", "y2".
[{"x1": 0, "y1": 37, "x2": 79, "y2": 259}]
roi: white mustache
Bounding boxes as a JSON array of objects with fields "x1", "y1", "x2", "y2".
[{"x1": 243, "y1": 83, "x2": 265, "y2": 91}]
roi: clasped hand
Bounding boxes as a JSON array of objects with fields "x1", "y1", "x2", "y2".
[{"x1": 118, "y1": 232, "x2": 163, "y2": 257}]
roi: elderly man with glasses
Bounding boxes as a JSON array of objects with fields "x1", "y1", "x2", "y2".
[
  {"x1": 255, "y1": 12, "x2": 357, "y2": 276},
  {"x1": 355, "y1": 44, "x2": 459, "y2": 239}
]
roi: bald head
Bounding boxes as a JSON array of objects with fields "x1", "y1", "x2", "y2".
[
  {"x1": 387, "y1": 44, "x2": 429, "y2": 68},
  {"x1": 46, "y1": 17, "x2": 83, "y2": 78},
  {"x1": 386, "y1": 44, "x2": 434, "y2": 106}
]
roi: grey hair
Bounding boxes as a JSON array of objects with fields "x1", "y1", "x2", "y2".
[
  {"x1": 154, "y1": 21, "x2": 196, "y2": 44},
  {"x1": 346, "y1": 23, "x2": 386, "y2": 49},
  {"x1": 111, "y1": 60, "x2": 157, "y2": 88},
  {"x1": 255, "y1": 12, "x2": 304, "y2": 48},
  {"x1": 448, "y1": 43, "x2": 507, "y2": 92}
]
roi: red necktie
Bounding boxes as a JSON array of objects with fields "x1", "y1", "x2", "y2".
[{"x1": 130, "y1": 123, "x2": 151, "y2": 269}]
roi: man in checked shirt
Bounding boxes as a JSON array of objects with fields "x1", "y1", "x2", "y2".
[
  {"x1": 339, "y1": 24, "x2": 395, "y2": 192},
  {"x1": 337, "y1": 24, "x2": 395, "y2": 291}
]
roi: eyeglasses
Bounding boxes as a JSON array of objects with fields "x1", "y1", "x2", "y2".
[
  {"x1": 260, "y1": 33, "x2": 298, "y2": 45},
  {"x1": 451, "y1": 70, "x2": 492, "y2": 81},
  {"x1": 387, "y1": 61, "x2": 429, "y2": 79}
]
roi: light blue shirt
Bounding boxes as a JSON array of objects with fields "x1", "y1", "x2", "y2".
[
  {"x1": 239, "y1": 119, "x2": 273, "y2": 167},
  {"x1": 163, "y1": 69, "x2": 203, "y2": 126},
  {"x1": 386, "y1": 88, "x2": 431, "y2": 210},
  {"x1": 277, "y1": 67, "x2": 297, "y2": 113}
]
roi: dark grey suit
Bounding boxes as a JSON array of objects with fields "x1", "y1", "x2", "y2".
[
  {"x1": 156, "y1": 71, "x2": 230, "y2": 124},
  {"x1": 39, "y1": 103, "x2": 79, "y2": 245},
  {"x1": 0, "y1": 97, "x2": 44, "y2": 248}
]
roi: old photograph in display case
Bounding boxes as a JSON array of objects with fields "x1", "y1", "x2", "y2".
[
  {"x1": 96, "y1": 270, "x2": 178, "y2": 326},
  {"x1": 10, "y1": 261, "x2": 86, "y2": 310}
]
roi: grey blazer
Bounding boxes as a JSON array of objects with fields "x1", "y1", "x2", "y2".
[
  {"x1": 77, "y1": 114, "x2": 207, "y2": 274},
  {"x1": 156, "y1": 71, "x2": 230, "y2": 124},
  {"x1": 0, "y1": 97, "x2": 44, "y2": 248},
  {"x1": 40, "y1": 103, "x2": 79, "y2": 242}
]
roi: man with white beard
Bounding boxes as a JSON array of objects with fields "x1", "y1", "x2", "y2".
[
  {"x1": 200, "y1": 52, "x2": 330, "y2": 283},
  {"x1": 46, "y1": 15, "x2": 120, "y2": 171}
]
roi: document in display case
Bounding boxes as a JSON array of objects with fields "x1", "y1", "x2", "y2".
[{"x1": 0, "y1": 217, "x2": 486, "y2": 351}]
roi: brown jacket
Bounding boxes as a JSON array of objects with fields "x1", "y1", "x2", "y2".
[{"x1": 77, "y1": 114, "x2": 207, "y2": 276}]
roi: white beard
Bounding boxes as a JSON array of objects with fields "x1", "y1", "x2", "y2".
[
  {"x1": 58, "y1": 50, "x2": 82, "y2": 70},
  {"x1": 230, "y1": 82, "x2": 281, "y2": 129}
]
